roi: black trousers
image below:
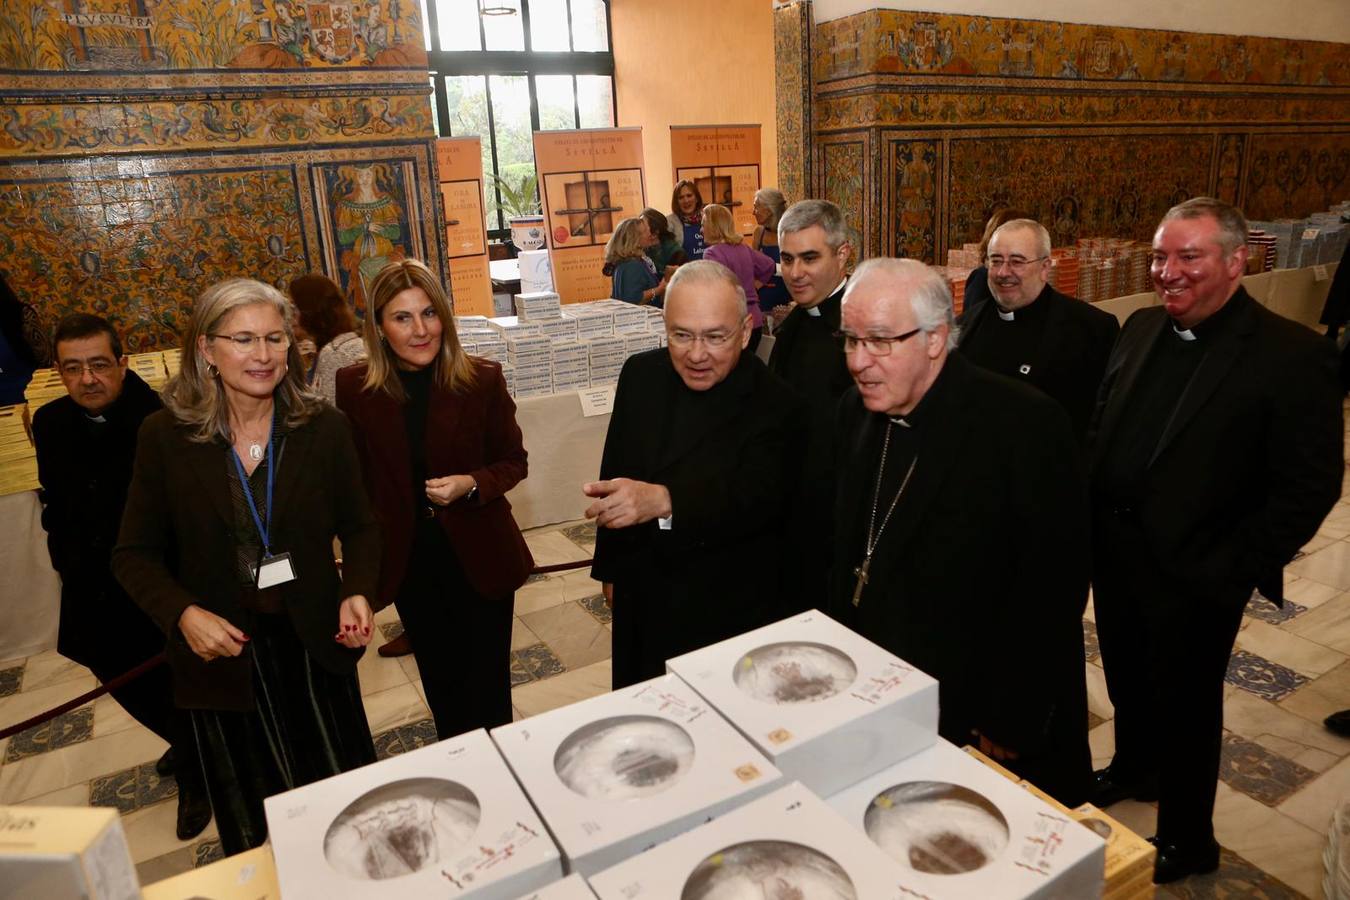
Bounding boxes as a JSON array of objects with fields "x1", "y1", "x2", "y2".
[
  {"x1": 191, "y1": 612, "x2": 375, "y2": 855},
  {"x1": 1093, "y1": 511, "x2": 1246, "y2": 846},
  {"x1": 396, "y1": 518, "x2": 514, "y2": 740}
]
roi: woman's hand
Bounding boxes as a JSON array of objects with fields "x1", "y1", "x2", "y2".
[
  {"x1": 336, "y1": 595, "x2": 373, "y2": 648},
  {"x1": 178, "y1": 604, "x2": 248, "y2": 662},
  {"x1": 426, "y1": 474, "x2": 475, "y2": 507}
]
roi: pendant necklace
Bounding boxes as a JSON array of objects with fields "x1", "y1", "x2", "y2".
[
  {"x1": 853, "y1": 422, "x2": 918, "y2": 608},
  {"x1": 248, "y1": 442, "x2": 263, "y2": 462}
]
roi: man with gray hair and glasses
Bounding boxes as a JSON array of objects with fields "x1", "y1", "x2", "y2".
[
  {"x1": 1088, "y1": 197, "x2": 1342, "y2": 883},
  {"x1": 585, "y1": 260, "x2": 807, "y2": 688},
  {"x1": 829, "y1": 257, "x2": 1092, "y2": 807},
  {"x1": 958, "y1": 217, "x2": 1118, "y2": 442}
]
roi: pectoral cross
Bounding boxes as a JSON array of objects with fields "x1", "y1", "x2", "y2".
[{"x1": 852, "y1": 556, "x2": 871, "y2": 607}]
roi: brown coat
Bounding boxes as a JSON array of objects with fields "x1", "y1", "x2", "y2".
[
  {"x1": 112, "y1": 406, "x2": 381, "y2": 711},
  {"x1": 335, "y1": 360, "x2": 533, "y2": 607}
]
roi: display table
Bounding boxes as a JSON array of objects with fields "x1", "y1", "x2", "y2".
[
  {"x1": 506, "y1": 390, "x2": 610, "y2": 530},
  {"x1": 0, "y1": 490, "x2": 60, "y2": 662}
]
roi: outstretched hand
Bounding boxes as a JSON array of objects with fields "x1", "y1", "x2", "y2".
[{"x1": 583, "y1": 478, "x2": 672, "y2": 529}]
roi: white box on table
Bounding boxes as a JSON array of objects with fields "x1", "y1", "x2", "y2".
[
  {"x1": 515, "y1": 291, "x2": 562, "y2": 322},
  {"x1": 665, "y1": 609, "x2": 939, "y2": 797},
  {"x1": 519, "y1": 250, "x2": 554, "y2": 294},
  {"x1": 539, "y1": 318, "x2": 580, "y2": 342},
  {"x1": 491, "y1": 674, "x2": 783, "y2": 877},
  {"x1": 142, "y1": 844, "x2": 278, "y2": 900},
  {"x1": 587, "y1": 782, "x2": 916, "y2": 899},
  {"x1": 517, "y1": 873, "x2": 596, "y2": 900},
  {"x1": 456, "y1": 315, "x2": 492, "y2": 330},
  {"x1": 490, "y1": 317, "x2": 543, "y2": 339},
  {"x1": 264, "y1": 729, "x2": 561, "y2": 899},
  {"x1": 585, "y1": 336, "x2": 626, "y2": 361},
  {"x1": 551, "y1": 341, "x2": 589, "y2": 365},
  {"x1": 827, "y1": 739, "x2": 1105, "y2": 898},
  {"x1": 623, "y1": 333, "x2": 660, "y2": 355},
  {"x1": 0, "y1": 806, "x2": 139, "y2": 900}
]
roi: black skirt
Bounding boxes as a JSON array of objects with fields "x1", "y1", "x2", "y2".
[{"x1": 190, "y1": 611, "x2": 375, "y2": 855}]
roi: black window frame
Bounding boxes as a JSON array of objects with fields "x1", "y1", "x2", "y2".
[{"x1": 426, "y1": 0, "x2": 617, "y2": 239}]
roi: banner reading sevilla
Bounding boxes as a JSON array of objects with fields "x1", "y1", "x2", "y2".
[
  {"x1": 435, "y1": 137, "x2": 493, "y2": 317},
  {"x1": 534, "y1": 127, "x2": 646, "y2": 303},
  {"x1": 670, "y1": 125, "x2": 762, "y2": 236}
]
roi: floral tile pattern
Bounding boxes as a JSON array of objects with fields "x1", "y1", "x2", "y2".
[
  {"x1": 561, "y1": 521, "x2": 597, "y2": 547},
  {"x1": 1218, "y1": 732, "x2": 1318, "y2": 807},
  {"x1": 1156, "y1": 846, "x2": 1306, "y2": 899},
  {"x1": 0, "y1": 665, "x2": 22, "y2": 697},
  {"x1": 4, "y1": 706, "x2": 94, "y2": 763},
  {"x1": 90, "y1": 761, "x2": 177, "y2": 815},
  {"x1": 192, "y1": 839, "x2": 223, "y2": 868},
  {"x1": 1244, "y1": 593, "x2": 1308, "y2": 626},
  {"x1": 1082, "y1": 619, "x2": 1100, "y2": 663},
  {"x1": 577, "y1": 593, "x2": 612, "y2": 625},
  {"x1": 1087, "y1": 710, "x2": 1106, "y2": 732},
  {"x1": 372, "y1": 717, "x2": 439, "y2": 761},
  {"x1": 1225, "y1": 649, "x2": 1310, "y2": 702},
  {"x1": 511, "y1": 643, "x2": 566, "y2": 684},
  {"x1": 379, "y1": 621, "x2": 404, "y2": 641}
]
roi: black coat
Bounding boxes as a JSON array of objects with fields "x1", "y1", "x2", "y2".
[
  {"x1": 33, "y1": 371, "x2": 163, "y2": 663},
  {"x1": 959, "y1": 284, "x2": 1120, "y2": 442},
  {"x1": 1090, "y1": 288, "x2": 1343, "y2": 605},
  {"x1": 592, "y1": 348, "x2": 808, "y2": 687},
  {"x1": 828, "y1": 353, "x2": 1092, "y2": 802},
  {"x1": 113, "y1": 405, "x2": 381, "y2": 711}
]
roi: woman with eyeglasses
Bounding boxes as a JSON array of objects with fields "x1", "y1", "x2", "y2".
[
  {"x1": 336, "y1": 259, "x2": 533, "y2": 741},
  {"x1": 113, "y1": 278, "x2": 381, "y2": 854}
]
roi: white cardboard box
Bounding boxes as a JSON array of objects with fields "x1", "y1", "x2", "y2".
[
  {"x1": 519, "y1": 250, "x2": 554, "y2": 293},
  {"x1": 666, "y1": 609, "x2": 939, "y2": 797},
  {"x1": 142, "y1": 844, "x2": 278, "y2": 900},
  {"x1": 828, "y1": 739, "x2": 1105, "y2": 898},
  {"x1": 0, "y1": 806, "x2": 140, "y2": 900},
  {"x1": 491, "y1": 675, "x2": 784, "y2": 876},
  {"x1": 587, "y1": 782, "x2": 917, "y2": 899},
  {"x1": 515, "y1": 873, "x2": 596, "y2": 900},
  {"x1": 539, "y1": 319, "x2": 580, "y2": 342},
  {"x1": 264, "y1": 729, "x2": 561, "y2": 898},
  {"x1": 515, "y1": 291, "x2": 563, "y2": 322}
]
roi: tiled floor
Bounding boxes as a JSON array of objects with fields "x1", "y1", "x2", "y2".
[{"x1": 2, "y1": 501, "x2": 1348, "y2": 895}]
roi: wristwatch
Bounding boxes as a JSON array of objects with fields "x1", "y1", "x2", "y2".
[{"x1": 464, "y1": 479, "x2": 479, "y2": 501}]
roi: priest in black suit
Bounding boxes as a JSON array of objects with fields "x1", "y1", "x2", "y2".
[
  {"x1": 958, "y1": 218, "x2": 1119, "y2": 441},
  {"x1": 829, "y1": 257, "x2": 1093, "y2": 807},
  {"x1": 767, "y1": 199, "x2": 855, "y2": 604},
  {"x1": 1089, "y1": 198, "x2": 1343, "y2": 883},
  {"x1": 586, "y1": 260, "x2": 807, "y2": 688}
]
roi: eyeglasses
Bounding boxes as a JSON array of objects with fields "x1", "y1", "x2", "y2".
[
  {"x1": 834, "y1": 328, "x2": 924, "y2": 356},
  {"x1": 668, "y1": 328, "x2": 739, "y2": 348},
  {"x1": 59, "y1": 360, "x2": 116, "y2": 378},
  {"x1": 208, "y1": 332, "x2": 291, "y2": 353},
  {"x1": 985, "y1": 255, "x2": 1048, "y2": 273}
]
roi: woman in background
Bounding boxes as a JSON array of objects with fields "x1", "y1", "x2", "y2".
[
  {"x1": 667, "y1": 179, "x2": 707, "y2": 262},
  {"x1": 289, "y1": 274, "x2": 366, "y2": 404},
  {"x1": 701, "y1": 203, "x2": 775, "y2": 352},
  {"x1": 642, "y1": 207, "x2": 686, "y2": 276},
  {"x1": 114, "y1": 278, "x2": 380, "y2": 854},
  {"x1": 0, "y1": 271, "x2": 51, "y2": 404},
  {"x1": 750, "y1": 188, "x2": 791, "y2": 317},
  {"x1": 605, "y1": 217, "x2": 667, "y2": 306},
  {"x1": 337, "y1": 260, "x2": 533, "y2": 740}
]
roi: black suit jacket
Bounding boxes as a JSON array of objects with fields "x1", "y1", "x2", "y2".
[
  {"x1": 829, "y1": 354, "x2": 1092, "y2": 798},
  {"x1": 113, "y1": 406, "x2": 381, "y2": 711},
  {"x1": 1090, "y1": 288, "x2": 1343, "y2": 605},
  {"x1": 592, "y1": 349, "x2": 807, "y2": 686},
  {"x1": 959, "y1": 284, "x2": 1120, "y2": 442}
]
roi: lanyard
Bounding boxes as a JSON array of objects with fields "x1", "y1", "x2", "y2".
[{"x1": 230, "y1": 418, "x2": 276, "y2": 556}]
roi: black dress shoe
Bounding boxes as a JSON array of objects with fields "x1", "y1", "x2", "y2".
[
  {"x1": 1148, "y1": 836, "x2": 1221, "y2": 883},
  {"x1": 1087, "y1": 766, "x2": 1159, "y2": 807},
  {"x1": 1325, "y1": 709, "x2": 1350, "y2": 737},
  {"x1": 175, "y1": 783, "x2": 212, "y2": 841},
  {"x1": 154, "y1": 748, "x2": 175, "y2": 777}
]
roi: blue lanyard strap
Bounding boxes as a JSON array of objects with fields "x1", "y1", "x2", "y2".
[{"x1": 230, "y1": 416, "x2": 276, "y2": 556}]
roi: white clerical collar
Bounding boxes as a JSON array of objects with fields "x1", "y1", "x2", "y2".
[
  {"x1": 888, "y1": 415, "x2": 911, "y2": 427},
  {"x1": 804, "y1": 277, "x2": 847, "y2": 317},
  {"x1": 1173, "y1": 324, "x2": 1197, "y2": 341},
  {"x1": 805, "y1": 305, "x2": 821, "y2": 317},
  {"x1": 86, "y1": 413, "x2": 107, "y2": 423},
  {"x1": 997, "y1": 307, "x2": 1015, "y2": 322}
]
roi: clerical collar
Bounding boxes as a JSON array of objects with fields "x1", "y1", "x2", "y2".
[
  {"x1": 85, "y1": 413, "x2": 107, "y2": 423},
  {"x1": 804, "y1": 277, "x2": 847, "y2": 317},
  {"x1": 1170, "y1": 288, "x2": 1245, "y2": 343},
  {"x1": 997, "y1": 308, "x2": 1015, "y2": 322},
  {"x1": 806, "y1": 306, "x2": 821, "y2": 317},
  {"x1": 1172, "y1": 325, "x2": 1197, "y2": 342}
]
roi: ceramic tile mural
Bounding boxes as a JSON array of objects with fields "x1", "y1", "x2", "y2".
[
  {"x1": 773, "y1": 0, "x2": 813, "y2": 204},
  {"x1": 801, "y1": 8, "x2": 1349, "y2": 263},
  {"x1": 0, "y1": 0, "x2": 437, "y2": 351},
  {"x1": 819, "y1": 135, "x2": 868, "y2": 252}
]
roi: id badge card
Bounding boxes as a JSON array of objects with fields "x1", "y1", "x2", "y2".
[{"x1": 255, "y1": 552, "x2": 297, "y2": 589}]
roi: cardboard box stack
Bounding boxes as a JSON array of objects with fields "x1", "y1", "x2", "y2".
[
  {"x1": 0, "y1": 805, "x2": 140, "y2": 900},
  {"x1": 586, "y1": 335, "x2": 627, "y2": 387},
  {"x1": 561, "y1": 304, "x2": 616, "y2": 340},
  {"x1": 551, "y1": 341, "x2": 591, "y2": 392},
  {"x1": 507, "y1": 334, "x2": 554, "y2": 399},
  {"x1": 22, "y1": 368, "x2": 66, "y2": 415},
  {"x1": 126, "y1": 352, "x2": 167, "y2": 389},
  {"x1": 0, "y1": 404, "x2": 37, "y2": 496},
  {"x1": 141, "y1": 844, "x2": 278, "y2": 900},
  {"x1": 514, "y1": 290, "x2": 563, "y2": 323}
]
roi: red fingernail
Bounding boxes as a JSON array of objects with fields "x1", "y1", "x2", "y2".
[
  {"x1": 240, "y1": 634, "x2": 250, "y2": 641},
  {"x1": 334, "y1": 635, "x2": 343, "y2": 641}
]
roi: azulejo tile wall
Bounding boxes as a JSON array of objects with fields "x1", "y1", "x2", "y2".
[
  {"x1": 786, "y1": 6, "x2": 1350, "y2": 263},
  {"x1": 0, "y1": 0, "x2": 438, "y2": 351}
]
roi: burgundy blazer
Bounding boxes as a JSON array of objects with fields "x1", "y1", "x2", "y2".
[{"x1": 335, "y1": 360, "x2": 533, "y2": 607}]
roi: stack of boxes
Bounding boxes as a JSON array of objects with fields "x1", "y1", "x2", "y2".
[
  {"x1": 586, "y1": 334, "x2": 627, "y2": 387},
  {"x1": 506, "y1": 333, "x2": 555, "y2": 399},
  {"x1": 551, "y1": 339, "x2": 591, "y2": 392},
  {"x1": 0, "y1": 403, "x2": 37, "y2": 498}
]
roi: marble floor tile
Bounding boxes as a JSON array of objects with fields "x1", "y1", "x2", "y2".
[
  {"x1": 89, "y1": 760, "x2": 176, "y2": 815},
  {"x1": 1084, "y1": 661, "x2": 1115, "y2": 721},
  {"x1": 523, "y1": 530, "x2": 592, "y2": 567},
  {"x1": 91, "y1": 695, "x2": 140, "y2": 739},
  {"x1": 0, "y1": 673, "x2": 98, "y2": 732},
  {"x1": 373, "y1": 604, "x2": 400, "y2": 626},
  {"x1": 1088, "y1": 719, "x2": 1115, "y2": 770},
  {"x1": 560, "y1": 520, "x2": 597, "y2": 550},
  {"x1": 1300, "y1": 532, "x2": 1339, "y2": 556},
  {"x1": 0, "y1": 723, "x2": 166, "y2": 803},
  {"x1": 512, "y1": 643, "x2": 566, "y2": 683},
  {"x1": 136, "y1": 846, "x2": 195, "y2": 888},
  {"x1": 1278, "y1": 659, "x2": 1350, "y2": 725},
  {"x1": 1288, "y1": 539, "x2": 1350, "y2": 589},
  {"x1": 360, "y1": 682, "x2": 430, "y2": 735},
  {"x1": 520, "y1": 601, "x2": 611, "y2": 671},
  {"x1": 1235, "y1": 618, "x2": 1347, "y2": 679},
  {"x1": 397, "y1": 654, "x2": 421, "y2": 684},
  {"x1": 1282, "y1": 578, "x2": 1344, "y2": 611},
  {"x1": 1223, "y1": 688, "x2": 1350, "y2": 765},
  {"x1": 511, "y1": 616, "x2": 540, "y2": 651},
  {"x1": 1278, "y1": 753, "x2": 1350, "y2": 835},
  {"x1": 5, "y1": 706, "x2": 95, "y2": 763},
  {"x1": 1098, "y1": 798, "x2": 1156, "y2": 839},
  {"x1": 1082, "y1": 619, "x2": 1100, "y2": 663},
  {"x1": 512, "y1": 659, "x2": 611, "y2": 718},
  {"x1": 1286, "y1": 593, "x2": 1350, "y2": 655},
  {"x1": 377, "y1": 621, "x2": 403, "y2": 641},
  {"x1": 514, "y1": 569, "x2": 604, "y2": 617},
  {"x1": 1158, "y1": 846, "x2": 1306, "y2": 899},
  {"x1": 193, "y1": 838, "x2": 224, "y2": 868},
  {"x1": 354, "y1": 641, "x2": 411, "y2": 695},
  {"x1": 120, "y1": 796, "x2": 218, "y2": 864},
  {"x1": 1212, "y1": 783, "x2": 1326, "y2": 898},
  {"x1": 1244, "y1": 593, "x2": 1307, "y2": 626},
  {"x1": 23, "y1": 781, "x2": 90, "y2": 806},
  {"x1": 576, "y1": 592, "x2": 612, "y2": 625},
  {"x1": 1218, "y1": 732, "x2": 1317, "y2": 806},
  {"x1": 19, "y1": 650, "x2": 92, "y2": 692},
  {"x1": 1225, "y1": 649, "x2": 1310, "y2": 702},
  {"x1": 0, "y1": 665, "x2": 22, "y2": 697}
]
